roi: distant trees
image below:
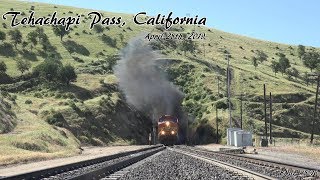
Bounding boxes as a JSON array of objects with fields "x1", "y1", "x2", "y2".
[
  {"x1": 303, "y1": 72, "x2": 309, "y2": 86},
  {"x1": 27, "y1": 31, "x2": 38, "y2": 51},
  {"x1": 35, "y1": 27, "x2": 45, "y2": 42},
  {"x1": 22, "y1": 41, "x2": 28, "y2": 49},
  {"x1": 118, "y1": 33, "x2": 124, "y2": 44},
  {"x1": 0, "y1": 61, "x2": 7, "y2": 73},
  {"x1": 16, "y1": 59, "x2": 31, "y2": 74},
  {"x1": 58, "y1": 64, "x2": 77, "y2": 85},
  {"x1": 316, "y1": 64, "x2": 320, "y2": 74},
  {"x1": 93, "y1": 24, "x2": 104, "y2": 33},
  {"x1": 40, "y1": 33, "x2": 50, "y2": 50},
  {"x1": 251, "y1": 50, "x2": 268, "y2": 69},
  {"x1": 302, "y1": 51, "x2": 320, "y2": 72},
  {"x1": 286, "y1": 67, "x2": 299, "y2": 80},
  {"x1": 0, "y1": 43, "x2": 15, "y2": 57},
  {"x1": 0, "y1": 31, "x2": 6, "y2": 43},
  {"x1": 297, "y1": 45, "x2": 305, "y2": 60},
  {"x1": 34, "y1": 60, "x2": 59, "y2": 81},
  {"x1": 255, "y1": 50, "x2": 268, "y2": 62},
  {"x1": 101, "y1": 34, "x2": 117, "y2": 48},
  {"x1": 179, "y1": 38, "x2": 197, "y2": 56},
  {"x1": 52, "y1": 25, "x2": 69, "y2": 41},
  {"x1": 33, "y1": 60, "x2": 77, "y2": 85},
  {"x1": 8, "y1": 29, "x2": 22, "y2": 49},
  {"x1": 251, "y1": 57, "x2": 258, "y2": 69},
  {"x1": 270, "y1": 60, "x2": 280, "y2": 76},
  {"x1": 278, "y1": 54, "x2": 291, "y2": 75},
  {"x1": 270, "y1": 53, "x2": 291, "y2": 76}
]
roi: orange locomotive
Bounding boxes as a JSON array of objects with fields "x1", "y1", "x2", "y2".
[{"x1": 158, "y1": 115, "x2": 179, "y2": 145}]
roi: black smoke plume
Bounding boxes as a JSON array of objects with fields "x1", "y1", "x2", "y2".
[{"x1": 114, "y1": 38, "x2": 185, "y2": 125}]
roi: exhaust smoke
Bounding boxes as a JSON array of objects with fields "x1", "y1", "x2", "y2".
[{"x1": 114, "y1": 38, "x2": 185, "y2": 124}]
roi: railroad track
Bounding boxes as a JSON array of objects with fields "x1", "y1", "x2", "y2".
[
  {"x1": 2, "y1": 145, "x2": 319, "y2": 180},
  {"x1": 169, "y1": 147, "x2": 274, "y2": 180},
  {"x1": 0, "y1": 145, "x2": 165, "y2": 180},
  {"x1": 174, "y1": 146, "x2": 320, "y2": 180}
]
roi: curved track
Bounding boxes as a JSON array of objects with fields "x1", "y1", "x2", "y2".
[{"x1": 0, "y1": 145, "x2": 165, "y2": 180}]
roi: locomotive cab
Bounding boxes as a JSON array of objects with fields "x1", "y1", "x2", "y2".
[{"x1": 158, "y1": 115, "x2": 179, "y2": 145}]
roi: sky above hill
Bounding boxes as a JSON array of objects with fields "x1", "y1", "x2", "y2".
[{"x1": 26, "y1": 0, "x2": 320, "y2": 47}]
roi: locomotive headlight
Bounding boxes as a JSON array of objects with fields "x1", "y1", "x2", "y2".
[
  {"x1": 171, "y1": 130, "x2": 175, "y2": 135},
  {"x1": 160, "y1": 130, "x2": 165, "y2": 135},
  {"x1": 165, "y1": 121, "x2": 170, "y2": 126}
]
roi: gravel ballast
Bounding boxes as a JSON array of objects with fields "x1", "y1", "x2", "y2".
[
  {"x1": 119, "y1": 150, "x2": 249, "y2": 180},
  {"x1": 177, "y1": 146, "x2": 320, "y2": 180},
  {"x1": 42, "y1": 148, "x2": 161, "y2": 180}
]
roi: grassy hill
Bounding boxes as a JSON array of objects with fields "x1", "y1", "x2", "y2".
[{"x1": 0, "y1": 0, "x2": 319, "y2": 165}]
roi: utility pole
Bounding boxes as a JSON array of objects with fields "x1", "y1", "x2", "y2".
[
  {"x1": 217, "y1": 76, "x2": 220, "y2": 97},
  {"x1": 203, "y1": 43, "x2": 206, "y2": 57},
  {"x1": 186, "y1": 117, "x2": 189, "y2": 145},
  {"x1": 310, "y1": 75, "x2": 320, "y2": 144},
  {"x1": 152, "y1": 113, "x2": 156, "y2": 145},
  {"x1": 269, "y1": 92, "x2": 273, "y2": 144},
  {"x1": 263, "y1": 84, "x2": 268, "y2": 145},
  {"x1": 240, "y1": 93, "x2": 243, "y2": 129},
  {"x1": 216, "y1": 106, "x2": 219, "y2": 144},
  {"x1": 226, "y1": 53, "x2": 232, "y2": 128}
]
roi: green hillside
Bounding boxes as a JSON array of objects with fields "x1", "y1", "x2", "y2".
[{"x1": 0, "y1": 0, "x2": 319, "y2": 165}]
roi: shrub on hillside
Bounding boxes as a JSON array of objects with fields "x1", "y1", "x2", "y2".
[
  {"x1": 33, "y1": 60, "x2": 60, "y2": 81},
  {"x1": 57, "y1": 64, "x2": 77, "y2": 85},
  {"x1": 0, "y1": 42, "x2": 16, "y2": 57},
  {"x1": 46, "y1": 112, "x2": 67, "y2": 127},
  {"x1": 0, "y1": 30, "x2": 6, "y2": 42},
  {"x1": 0, "y1": 61, "x2": 7, "y2": 73},
  {"x1": 101, "y1": 34, "x2": 117, "y2": 48},
  {"x1": 25, "y1": 99, "x2": 32, "y2": 104},
  {"x1": 93, "y1": 24, "x2": 104, "y2": 33},
  {"x1": 33, "y1": 60, "x2": 77, "y2": 85},
  {"x1": 62, "y1": 40, "x2": 90, "y2": 56},
  {"x1": 216, "y1": 100, "x2": 228, "y2": 109},
  {"x1": 34, "y1": 92, "x2": 43, "y2": 98},
  {"x1": 72, "y1": 56, "x2": 84, "y2": 63},
  {"x1": 16, "y1": 59, "x2": 31, "y2": 74}
]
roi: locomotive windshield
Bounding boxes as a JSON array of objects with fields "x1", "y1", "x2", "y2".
[{"x1": 158, "y1": 115, "x2": 178, "y2": 123}]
